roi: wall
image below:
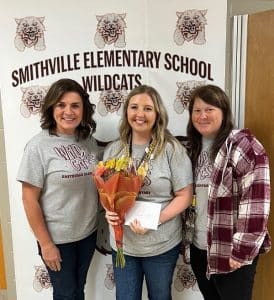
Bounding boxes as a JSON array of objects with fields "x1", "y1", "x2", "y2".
[
  {"x1": 0, "y1": 223, "x2": 7, "y2": 289},
  {"x1": 244, "y1": 9, "x2": 274, "y2": 300},
  {"x1": 0, "y1": 92, "x2": 16, "y2": 299},
  {"x1": 230, "y1": 0, "x2": 274, "y2": 15}
]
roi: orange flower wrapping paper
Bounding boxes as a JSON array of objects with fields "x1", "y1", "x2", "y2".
[{"x1": 93, "y1": 158, "x2": 144, "y2": 268}]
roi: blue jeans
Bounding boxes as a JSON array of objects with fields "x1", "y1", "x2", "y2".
[
  {"x1": 39, "y1": 231, "x2": 97, "y2": 300},
  {"x1": 112, "y1": 244, "x2": 180, "y2": 300}
]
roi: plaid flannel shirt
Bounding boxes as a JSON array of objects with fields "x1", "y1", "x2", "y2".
[{"x1": 207, "y1": 129, "x2": 271, "y2": 277}]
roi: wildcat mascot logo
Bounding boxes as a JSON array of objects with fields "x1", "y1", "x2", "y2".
[
  {"x1": 97, "y1": 89, "x2": 127, "y2": 116},
  {"x1": 94, "y1": 13, "x2": 126, "y2": 49},
  {"x1": 174, "y1": 80, "x2": 206, "y2": 114},
  {"x1": 33, "y1": 265, "x2": 52, "y2": 292},
  {"x1": 174, "y1": 9, "x2": 207, "y2": 46},
  {"x1": 20, "y1": 85, "x2": 48, "y2": 118},
  {"x1": 14, "y1": 16, "x2": 46, "y2": 51}
]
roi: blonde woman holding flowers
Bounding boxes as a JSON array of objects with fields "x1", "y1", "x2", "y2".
[{"x1": 104, "y1": 85, "x2": 193, "y2": 300}]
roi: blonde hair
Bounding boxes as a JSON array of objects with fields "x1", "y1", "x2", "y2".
[{"x1": 119, "y1": 85, "x2": 178, "y2": 158}]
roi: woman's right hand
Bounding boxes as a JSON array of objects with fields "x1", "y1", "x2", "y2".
[
  {"x1": 21, "y1": 182, "x2": 62, "y2": 272},
  {"x1": 105, "y1": 210, "x2": 120, "y2": 226},
  {"x1": 41, "y1": 241, "x2": 62, "y2": 272}
]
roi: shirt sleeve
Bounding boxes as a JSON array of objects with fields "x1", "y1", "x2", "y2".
[
  {"x1": 17, "y1": 141, "x2": 44, "y2": 188},
  {"x1": 103, "y1": 140, "x2": 121, "y2": 161},
  {"x1": 231, "y1": 140, "x2": 271, "y2": 263},
  {"x1": 167, "y1": 142, "x2": 193, "y2": 192},
  {"x1": 89, "y1": 136, "x2": 100, "y2": 161}
]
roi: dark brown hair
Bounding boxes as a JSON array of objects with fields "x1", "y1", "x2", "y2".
[
  {"x1": 40, "y1": 78, "x2": 96, "y2": 140},
  {"x1": 187, "y1": 84, "x2": 234, "y2": 166}
]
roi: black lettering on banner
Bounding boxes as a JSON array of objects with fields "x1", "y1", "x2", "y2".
[
  {"x1": 10, "y1": 50, "x2": 213, "y2": 87},
  {"x1": 82, "y1": 74, "x2": 143, "y2": 92},
  {"x1": 163, "y1": 53, "x2": 213, "y2": 81},
  {"x1": 11, "y1": 53, "x2": 81, "y2": 87}
]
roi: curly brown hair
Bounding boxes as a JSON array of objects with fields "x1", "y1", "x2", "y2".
[{"x1": 40, "y1": 78, "x2": 96, "y2": 140}]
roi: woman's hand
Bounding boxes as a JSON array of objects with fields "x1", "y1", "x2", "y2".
[
  {"x1": 41, "y1": 241, "x2": 62, "y2": 272},
  {"x1": 22, "y1": 182, "x2": 62, "y2": 272},
  {"x1": 229, "y1": 257, "x2": 243, "y2": 270},
  {"x1": 129, "y1": 219, "x2": 148, "y2": 235},
  {"x1": 105, "y1": 210, "x2": 120, "y2": 226}
]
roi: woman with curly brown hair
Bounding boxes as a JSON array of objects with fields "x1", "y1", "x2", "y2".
[{"x1": 17, "y1": 78, "x2": 99, "y2": 300}]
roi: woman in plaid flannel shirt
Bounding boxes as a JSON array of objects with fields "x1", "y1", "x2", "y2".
[{"x1": 186, "y1": 84, "x2": 271, "y2": 300}]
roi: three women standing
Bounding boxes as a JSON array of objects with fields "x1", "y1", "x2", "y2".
[{"x1": 17, "y1": 80, "x2": 271, "y2": 300}]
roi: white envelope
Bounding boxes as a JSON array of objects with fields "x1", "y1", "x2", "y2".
[{"x1": 125, "y1": 201, "x2": 162, "y2": 230}]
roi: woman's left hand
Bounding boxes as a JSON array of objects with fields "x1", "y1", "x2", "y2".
[
  {"x1": 129, "y1": 219, "x2": 148, "y2": 235},
  {"x1": 229, "y1": 257, "x2": 243, "y2": 270}
]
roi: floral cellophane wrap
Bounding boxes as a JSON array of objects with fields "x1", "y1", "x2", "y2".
[{"x1": 93, "y1": 157, "x2": 144, "y2": 268}]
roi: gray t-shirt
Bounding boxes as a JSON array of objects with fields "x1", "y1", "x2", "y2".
[
  {"x1": 193, "y1": 137, "x2": 213, "y2": 250},
  {"x1": 103, "y1": 140, "x2": 193, "y2": 256},
  {"x1": 17, "y1": 130, "x2": 99, "y2": 244}
]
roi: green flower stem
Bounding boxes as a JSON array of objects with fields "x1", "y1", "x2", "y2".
[{"x1": 116, "y1": 247, "x2": 126, "y2": 268}]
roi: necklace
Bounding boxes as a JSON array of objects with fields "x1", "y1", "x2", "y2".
[{"x1": 126, "y1": 135, "x2": 156, "y2": 173}]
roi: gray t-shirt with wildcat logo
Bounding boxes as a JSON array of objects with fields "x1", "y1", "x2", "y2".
[
  {"x1": 17, "y1": 130, "x2": 99, "y2": 244},
  {"x1": 104, "y1": 139, "x2": 193, "y2": 256}
]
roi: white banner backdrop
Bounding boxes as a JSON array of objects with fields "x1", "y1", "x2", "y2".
[{"x1": 0, "y1": 0, "x2": 227, "y2": 299}]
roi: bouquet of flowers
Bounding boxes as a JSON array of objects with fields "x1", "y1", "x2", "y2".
[{"x1": 93, "y1": 156, "x2": 146, "y2": 268}]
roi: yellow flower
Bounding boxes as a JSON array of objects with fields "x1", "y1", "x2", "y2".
[
  {"x1": 115, "y1": 156, "x2": 129, "y2": 171},
  {"x1": 97, "y1": 161, "x2": 104, "y2": 167},
  {"x1": 137, "y1": 163, "x2": 148, "y2": 178},
  {"x1": 105, "y1": 158, "x2": 116, "y2": 169}
]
